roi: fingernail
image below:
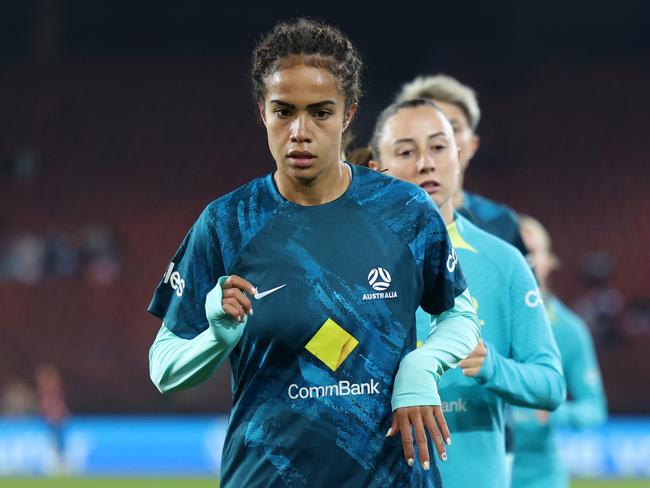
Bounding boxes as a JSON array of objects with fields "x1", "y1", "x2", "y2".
[
  {"x1": 238, "y1": 315, "x2": 243, "y2": 322},
  {"x1": 407, "y1": 458, "x2": 414, "y2": 467},
  {"x1": 423, "y1": 461, "x2": 430, "y2": 471},
  {"x1": 248, "y1": 309, "x2": 254, "y2": 316},
  {"x1": 441, "y1": 453, "x2": 448, "y2": 462},
  {"x1": 446, "y1": 437, "x2": 452, "y2": 446},
  {"x1": 385, "y1": 428, "x2": 392, "y2": 437},
  {"x1": 251, "y1": 287, "x2": 257, "y2": 295}
]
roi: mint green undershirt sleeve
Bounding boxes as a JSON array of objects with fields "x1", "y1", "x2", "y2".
[
  {"x1": 551, "y1": 316, "x2": 607, "y2": 427},
  {"x1": 149, "y1": 276, "x2": 246, "y2": 393},
  {"x1": 391, "y1": 288, "x2": 481, "y2": 410}
]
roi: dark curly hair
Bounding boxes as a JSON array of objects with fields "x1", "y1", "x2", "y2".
[{"x1": 251, "y1": 18, "x2": 363, "y2": 110}]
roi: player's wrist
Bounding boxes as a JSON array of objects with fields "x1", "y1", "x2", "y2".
[
  {"x1": 474, "y1": 341, "x2": 495, "y2": 383},
  {"x1": 205, "y1": 276, "x2": 247, "y2": 344}
]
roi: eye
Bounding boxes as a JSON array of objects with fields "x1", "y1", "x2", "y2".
[
  {"x1": 274, "y1": 108, "x2": 291, "y2": 118},
  {"x1": 432, "y1": 144, "x2": 447, "y2": 153},
  {"x1": 313, "y1": 109, "x2": 331, "y2": 119},
  {"x1": 398, "y1": 149, "x2": 414, "y2": 158}
]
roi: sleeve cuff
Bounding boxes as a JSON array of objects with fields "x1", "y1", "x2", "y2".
[
  {"x1": 474, "y1": 341, "x2": 496, "y2": 384},
  {"x1": 205, "y1": 276, "x2": 247, "y2": 344}
]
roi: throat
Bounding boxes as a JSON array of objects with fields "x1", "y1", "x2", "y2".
[{"x1": 277, "y1": 162, "x2": 351, "y2": 206}]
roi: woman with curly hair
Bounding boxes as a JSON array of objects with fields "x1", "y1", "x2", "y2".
[{"x1": 147, "y1": 18, "x2": 480, "y2": 487}]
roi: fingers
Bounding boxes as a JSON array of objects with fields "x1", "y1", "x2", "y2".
[
  {"x1": 422, "y1": 408, "x2": 445, "y2": 463},
  {"x1": 459, "y1": 355, "x2": 485, "y2": 377},
  {"x1": 409, "y1": 409, "x2": 430, "y2": 470},
  {"x1": 386, "y1": 414, "x2": 400, "y2": 438},
  {"x1": 433, "y1": 407, "x2": 451, "y2": 448},
  {"x1": 222, "y1": 287, "x2": 253, "y2": 318},
  {"x1": 463, "y1": 340, "x2": 487, "y2": 359},
  {"x1": 396, "y1": 410, "x2": 415, "y2": 467},
  {"x1": 222, "y1": 275, "x2": 256, "y2": 295},
  {"x1": 222, "y1": 301, "x2": 246, "y2": 322},
  {"x1": 220, "y1": 275, "x2": 256, "y2": 322}
]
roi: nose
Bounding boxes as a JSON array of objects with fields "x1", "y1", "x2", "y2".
[
  {"x1": 417, "y1": 152, "x2": 435, "y2": 173},
  {"x1": 290, "y1": 114, "x2": 312, "y2": 143}
]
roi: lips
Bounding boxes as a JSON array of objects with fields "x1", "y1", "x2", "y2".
[
  {"x1": 287, "y1": 150, "x2": 316, "y2": 168},
  {"x1": 420, "y1": 180, "x2": 440, "y2": 194}
]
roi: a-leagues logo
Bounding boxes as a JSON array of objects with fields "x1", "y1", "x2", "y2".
[
  {"x1": 368, "y1": 267, "x2": 391, "y2": 291},
  {"x1": 363, "y1": 267, "x2": 398, "y2": 301}
]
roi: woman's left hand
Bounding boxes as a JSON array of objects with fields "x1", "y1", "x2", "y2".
[
  {"x1": 459, "y1": 340, "x2": 487, "y2": 377},
  {"x1": 387, "y1": 405, "x2": 451, "y2": 470}
]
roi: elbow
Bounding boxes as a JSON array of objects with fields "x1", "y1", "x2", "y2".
[
  {"x1": 149, "y1": 343, "x2": 173, "y2": 394},
  {"x1": 545, "y1": 370, "x2": 567, "y2": 411}
]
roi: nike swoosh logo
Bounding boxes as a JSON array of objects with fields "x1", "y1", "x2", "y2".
[{"x1": 254, "y1": 284, "x2": 286, "y2": 300}]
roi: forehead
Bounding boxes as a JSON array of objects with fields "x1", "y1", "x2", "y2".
[
  {"x1": 264, "y1": 64, "x2": 343, "y2": 105},
  {"x1": 383, "y1": 106, "x2": 451, "y2": 142}
]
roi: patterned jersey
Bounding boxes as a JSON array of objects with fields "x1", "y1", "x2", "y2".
[{"x1": 148, "y1": 164, "x2": 467, "y2": 487}]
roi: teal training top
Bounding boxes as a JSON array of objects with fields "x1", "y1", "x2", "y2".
[
  {"x1": 416, "y1": 215, "x2": 565, "y2": 488},
  {"x1": 148, "y1": 165, "x2": 480, "y2": 488},
  {"x1": 511, "y1": 295, "x2": 607, "y2": 488}
]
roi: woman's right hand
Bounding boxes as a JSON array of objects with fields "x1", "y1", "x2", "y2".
[{"x1": 220, "y1": 275, "x2": 257, "y2": 322}]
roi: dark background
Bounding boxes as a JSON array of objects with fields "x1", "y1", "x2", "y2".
[{"x1": 1, "y1": 0, "x2": 649, "y2": 414}]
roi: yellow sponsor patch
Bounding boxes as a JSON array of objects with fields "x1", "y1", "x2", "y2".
[{"x1": 305, "y1": 318, "x2": 359, "y2": 371}]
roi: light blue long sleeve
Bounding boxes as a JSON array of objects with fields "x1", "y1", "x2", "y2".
[
  {"x1": 391, "y1": 288, "x2": 481, "y2": 410},
  {"x1": 473, "y1": 266, "x2": 566, "y2": 410},
  {"x1": 475, "y1": 338, "x2": 565, "y2": 410},
  {"x1": 149, "y1": 276, "x2": 246, "y2": 393},
  {"x1": 549, "y1": 296, "x2": 607, "y2": 428}
]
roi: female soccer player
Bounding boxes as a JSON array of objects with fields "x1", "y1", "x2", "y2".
[
  {"x1": 511, "y1": 215, "x2": 607, "y2": 488},
  {"x1": 147, "y1": 19, "x2": 480, "y2": 487},
  {"x1": 367, "y1": 99, "x2": 565, "y2": 487}
]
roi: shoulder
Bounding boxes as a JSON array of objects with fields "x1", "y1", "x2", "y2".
[
  {"x1": 550, "y1": 296, "x2": 591, "y2": 338},
  {"x1": 352, "y1": 165, "x2": 443, "y2": 231},
  {"x1": 463, "y1": 191, "x2": 519, "y2": 223},
  {"x1": 457, "y1": 215, "x2": 527, "y2": 273},
  {"x1": 200, "y1": 175, "x2": 274, "y2": 231},
  {"x1": 353, "y1": 165, "x2": 433, "y2": 207}
]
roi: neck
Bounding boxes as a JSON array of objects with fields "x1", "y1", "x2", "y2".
[
  {"x1": 452, "y1": 172, "x2": 466, "y2": 209},
  {"x1": 438, "y1": 200, "x2": 455, "y2": 225},
  {"x1": 275, "y1": 160, "x2": 350, "y2": 206}
]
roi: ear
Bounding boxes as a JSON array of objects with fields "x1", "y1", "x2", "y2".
[
  {"x1": 368, "y1": 159, "x2": 381, "y2": 171},
  {"x1": 468, "y1": 133, "x2": 480, "y2": 160},
  {"x1": 258, "y1": 102, "x2": 267, "y2": 127},
  {"x1": 343, "y1": 103, "x2": 359, "y2": 132}
]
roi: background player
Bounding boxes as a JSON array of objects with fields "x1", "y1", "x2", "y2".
[
  {"x1": 147, "y1": 19, "x2": 480, "y2": 487},
  {"x1": 367, "y1": 98, "x2": 565, "y2": 487},
  {"x1": 396, "y1": 74, "x2": 527, "y2": 256},
  {"x1": 511, "y1": 215, "x2": 607, "y2": 488}
]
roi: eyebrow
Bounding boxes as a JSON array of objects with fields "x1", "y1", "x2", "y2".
[
  {"x1": 269, "y1": 100, "x2": 336, "y2": 109},
  {"x1": 393, "y1": 132, "x2": 446, "y2": 145}
]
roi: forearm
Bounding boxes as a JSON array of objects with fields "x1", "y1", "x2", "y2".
[
  {"x1": 551, "y1": 396, "x2": 607, "y2": 428},
  {"x1": 149, "y1": 276, "x2": 245, "y2": 393},
  {"x1": 392, "y1": 289, "x2": 480, "y2": 409},
  {"x1": 476, "y1": 343, "x2": 566, "y2": 410},
  {"x1": 149, "y1": 323, "x2": 238, "y2": 393}
]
